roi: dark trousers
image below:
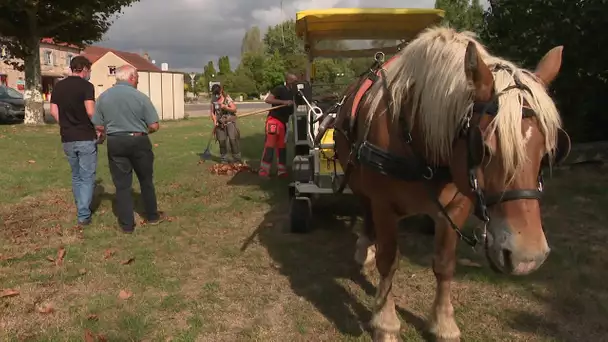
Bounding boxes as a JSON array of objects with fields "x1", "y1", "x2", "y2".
[
  {"x1": 107, "y1": 135, "x2": 159, "y2": 230},
  {"x1": 215, "y1": 122, "x2": 241, "y2": 162}
]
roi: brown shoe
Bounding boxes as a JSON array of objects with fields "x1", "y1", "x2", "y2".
[{"x1": 145, "y1": 212, "x2": 166, "y2": 226}]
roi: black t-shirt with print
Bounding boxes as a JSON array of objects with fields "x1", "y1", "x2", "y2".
[
  {"x1": 267, "y1": 84, "x2": 294, "y2": 124},
  {"x1": 51, "y1": 76, "x2": 96, "y2": 143}
]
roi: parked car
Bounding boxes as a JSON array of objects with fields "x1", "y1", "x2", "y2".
[{"x1": 0, "y1": 85, "x2": 25, "y2": 123}]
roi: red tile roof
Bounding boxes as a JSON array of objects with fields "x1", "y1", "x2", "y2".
[
  {"x1": 82, "y1": 46, "x2": 162, "y2": 72},
  {"x1": 40, "y1": 38, "x2": 80, "y2": 50}
]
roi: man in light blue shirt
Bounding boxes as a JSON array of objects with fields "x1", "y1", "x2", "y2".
[{"x1": 92, "y1": 65, "x2": 163, "y2": 233}]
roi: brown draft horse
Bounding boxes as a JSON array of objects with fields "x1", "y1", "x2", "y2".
[{"x1": 331, "y1": 27, "x2": 570, "y2": 341}]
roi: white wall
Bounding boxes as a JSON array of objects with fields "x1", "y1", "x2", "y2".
[{"x1": 138, "y1": 71, "x2": 184, "y2": 120}]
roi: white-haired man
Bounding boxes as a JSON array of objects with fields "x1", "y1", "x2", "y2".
[{"x1": 92, "y1": 65, "x2": 163, "y2": 233}]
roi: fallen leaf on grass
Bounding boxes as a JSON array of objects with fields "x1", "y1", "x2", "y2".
[
  {"x1": 27, "y1": 160, "x2": 36, "y2": 164},
  {"x1": 37, "y1": 303, "x2": 54, "y2": 314},
  {"x1": 55, "y1": 246, "x2": 66, "y2": 266},
  {"x1": 84, "y1": 329, "x2": 95, "y2": 342},
  {"x1": 0, "y1": 289, "x2": 19, "y2": 298},
  {"x1": 46, "y1": 256, "x2": 55, "y2": 262},
  {"x1": 120, "y1": 258, "x2": 135, "y2": 265},
  {"x1": 87, "y1": 314, "x2": 99, "y2": 321},
  {"x1": 103, "y1": 249, "x2": 114, "y2": 259},
  {"x1": 78, "y1": 268, "x2": 87, "y2": 275},
  {"x1": 153, "y1": 143, "x2": 159, "y2": 147},
  {"x1": 118, "y1": 290, "x2": 132, "y2": 300}
]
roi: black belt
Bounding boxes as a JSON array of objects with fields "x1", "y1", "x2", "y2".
[{"x1": 107, "y1": 132, "x2": 148, "y2": 137}]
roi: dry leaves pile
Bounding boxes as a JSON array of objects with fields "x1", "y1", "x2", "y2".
[{"x1": 207, "y1": 162, "x2": 253, "y2": 176}]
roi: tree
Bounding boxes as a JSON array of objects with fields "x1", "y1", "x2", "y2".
[
  {"x1": 240, "y1": 52, "x2": 266, "y2": 92},
  {"x1": 222, "y1": 68, "x2": 258, "y2": 98},
  {"x1": 240, "y1": 26, "x2": 264, "y2": 56},
  {"x1": 262, "y1": 51, "x2": 286, "y2": 91},
  {"x1": 0, "y1": 0, "x2": 139, "y2": 125},
  {"x1": 482, "y1": 0, "x2": 608, "y2": 142},
  {"x1": 434, "y1": 0, "x2": 484, "y2": 32},
  {"x1": 264, "y1": 20, "x2": 304, "y2": 56},
  {"x1": 217, "y1": 56, "x2": 231, "y2": 75},
  {"x1": 202, "y1": 61, "x2": 217, "y2": 92},
  {"x1": 283, "y1": 54, "x2": 307, "y2": 77}
]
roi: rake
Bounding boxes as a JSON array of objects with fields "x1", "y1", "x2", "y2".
[{"x1": 201, "y1": 128, "x2": 216, "y2": 160}]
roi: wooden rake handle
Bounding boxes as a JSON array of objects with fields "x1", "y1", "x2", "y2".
[{"x1": 237, "y1": 104, "x2": 289, "y2": 118}]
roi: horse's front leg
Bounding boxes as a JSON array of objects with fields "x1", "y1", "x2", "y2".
[
  {"x1": 369, "y1": 201, "x2": 401, "y2": 342},
  {"x1": 354, "y1": 197, "x2": 376, "y2": 269},
  {"x1": 428, "y1": 194, "x2": 471, "y2": 342}
]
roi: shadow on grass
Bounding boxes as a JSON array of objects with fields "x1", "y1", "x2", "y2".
[
  {"x1": 225, "y1": 130, "x2": 608, "y2": 341},
  {"x1": 90, "y1": 179, "x2": 151, "y2": 226},
  {"x1": 223, "y1": 132, "x2": 435, "y2": 339}
]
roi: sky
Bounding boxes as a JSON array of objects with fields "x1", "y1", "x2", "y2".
[{"x1": 100, "y1": 0, "x2": 437, "y2": 72}]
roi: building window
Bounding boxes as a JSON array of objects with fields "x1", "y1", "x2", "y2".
[
  {"x1": 108, "y1": 66, "x2": 116, "y2": 75},
  {"x1": 66, "y1": 54, "x2": 73, "y2": 64},
  {"x1": 44, "y1": 51, "x2": 53, "y2": 65}
]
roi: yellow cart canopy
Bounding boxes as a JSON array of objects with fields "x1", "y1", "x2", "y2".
[{"x1": 296, "y1": 8, "x2": 445, "y2": 58}]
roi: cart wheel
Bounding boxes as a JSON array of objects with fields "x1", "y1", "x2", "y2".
[{"x1": 290, "y1": 197, "x2": 312, "y2": 233}]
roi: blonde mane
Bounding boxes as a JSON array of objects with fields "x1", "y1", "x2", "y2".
[{"x1": 365, "y1": 26, "x2": 562, "y2": 178}]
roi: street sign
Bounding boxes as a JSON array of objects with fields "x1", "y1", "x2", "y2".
[
  {"x1": 188, "y1": 73, "x2": 196, "y2": 89},
  {"x1": 208, "y1": 81, "x2": 220, "y2": 91}
]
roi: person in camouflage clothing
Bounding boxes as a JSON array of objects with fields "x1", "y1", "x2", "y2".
[{"x1": 209, "y1": 84, "x2": 241, "y2": 163}]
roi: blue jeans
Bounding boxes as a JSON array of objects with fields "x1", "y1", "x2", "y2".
[{"x1": 62, "y1": 140, "x2": 98, "y2": 223}]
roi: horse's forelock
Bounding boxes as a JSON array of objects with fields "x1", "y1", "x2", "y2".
[{"x1": 363, "y1": 26, "x2": 562, "y2": 180}]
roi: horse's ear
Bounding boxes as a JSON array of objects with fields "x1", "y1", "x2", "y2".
[
  {"x1": 534, "y1": 46, "x2": 563, "y2": 86},
  {"x1": 464, "y1": 41, "x2": 493, "y2": 102}
]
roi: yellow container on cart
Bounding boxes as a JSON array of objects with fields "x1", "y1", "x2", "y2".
[{"x1": 317, "y1": 128, "x2": 343, "y2": 176}]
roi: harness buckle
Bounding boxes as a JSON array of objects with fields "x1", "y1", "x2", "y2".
[
  {"x1": 422, "y1": 166, "x2": 434, "y2": 180},
  {"x1": 374, "y1": 51, "x2": 385, "y2": 63},
  {"x1": 472, "y1": 221, "x2": 488, "y2": 252},
  {"x1": 468, "y1": 170, "x2": 479, "y2": 190},
  {"x1": 404, "y1": 132, "x2": 413, "y2": 144}
]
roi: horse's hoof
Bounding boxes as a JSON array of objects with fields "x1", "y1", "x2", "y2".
[
  {"x1": 372, "y1": 330, "x2": 401, "y2": 342},
  {"x1": 434, "y1": 337, "x2": 460, "y2": 342}
]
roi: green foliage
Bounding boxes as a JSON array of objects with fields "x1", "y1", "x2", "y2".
[
  {"x1": 434, "y1": 0, "x2": 484, "y2": 32},
  {"x1": 222, "y1": 68, "x2": 259, "y2": 98},
  {"x1": 240, "y1": 26, "x2": 264, "y2": 56},
  {"x1": 203, "y1": 61, "x2": 216, "y2": 79},
  {"x1": 263, "y1": 20, "x2": 304, "y2": 56},
  {"x1": 262, "y1": 51, "x2": 286, "y2": 90},
  {"x1": 240, "y1": 53, "x2": 266, "y2": 92},
  {"x1": 0, "y1": 0, "x2": 139, "y2": 124},
  {"x1": 217, "y1": 56, "x2": 231, "y2": 75},
  {"x1": 0, "y1": 0, "x2": 140, "y2": 64},
  {"x1": 482, "y1": 0, "x2": 608, "y2": 142}
]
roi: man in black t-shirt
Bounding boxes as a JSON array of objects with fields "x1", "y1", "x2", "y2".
[
  {"x1": 50, "y1": 56, "x2": 98, "y2": 226},
  {"x1": 259, "y1": 73, "x2": 297, "y2": 177}
]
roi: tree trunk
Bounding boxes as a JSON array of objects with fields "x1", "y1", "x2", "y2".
[{"x1": 23, "y1": 36, "x2": 45, "y2": 125}]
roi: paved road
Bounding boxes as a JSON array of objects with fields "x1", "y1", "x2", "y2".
[{"x1": 42, "y1": 102, "x2": 271, "y2": 120}]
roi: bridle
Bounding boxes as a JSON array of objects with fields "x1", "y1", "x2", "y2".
[
  {"x1": 455, "y1": 71, "x2": 545, "y2": 246},
  {"x1": 398, "y1": 65, "x2": 547, "y2": 247},
  {"x1": 334, "y1": 55, "x2": 566, "y2": 248}
]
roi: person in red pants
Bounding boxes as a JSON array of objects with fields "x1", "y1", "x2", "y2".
[{"x1": 259, "y1": 73, "x2": 298, "y2": 178}]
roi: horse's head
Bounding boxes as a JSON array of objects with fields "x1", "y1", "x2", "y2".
[{"x1": 450, "y1": 42, "x2": 570, "y2": 275}]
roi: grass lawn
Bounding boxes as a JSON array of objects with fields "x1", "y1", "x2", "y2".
[{"x1": 1, "y1": 117, "x2": 607, "y2": 342}]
